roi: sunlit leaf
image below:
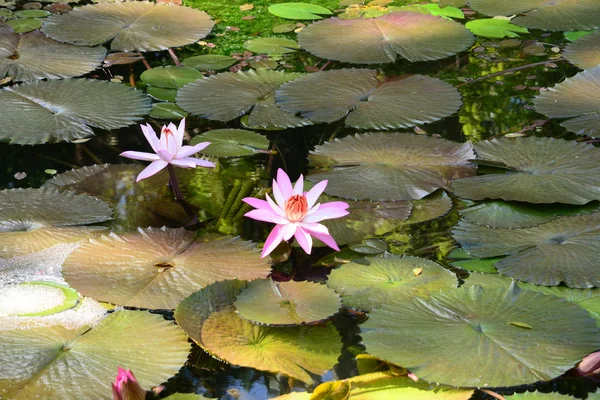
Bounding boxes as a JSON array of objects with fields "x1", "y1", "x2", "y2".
[
  {"x1": 42, "y1": 2, "x2": 214, "y2": 51},
  {"x1": 465, "y1": 18, "x2": 529, "y2": 38},
  {"x1": 149, "y1": 102, "x2": 189, "y2": 120},
  {"x1": 190, "y1": 129, "x2": 269, "y2": 157},
  {"x1": 0, "y1": 282, "x2": 79, "y2": 317},
  {"x1": 565, "y1": 31, "x2": 600, "y2": 69},
  {"x1": 243, "y1": 37, "x2": 300, "y2": 56},
  {"x1": 447, "y1": 248, "x2": 499, "y2": 273},
  {"x1": 141, "y1": 66, "x2": 203, "y2": 89},
  {"x1": 268, "y1": 3, "x2": 333, "y2": 20},
  {"x1": 182, "y1": 54, "x2": 236, "y2": 71},
  {"x1": 6, "y1": 18, "x2": 41, "y2": 34},
  {"x1": 395, "y1": 4, "x2": 464, "y2": 19}
]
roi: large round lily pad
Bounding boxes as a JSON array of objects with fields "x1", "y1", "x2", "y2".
[
  {"x1": 467, "y1": 0, "x2": 600, "y2": 31},
  {"x1": 0, "y1": 28, "x2": 106, "y2": 82},
  {"x1": 0, "y1": 310, "x2": 190, "y2": 399},
  {"x1": 175, "y1": 280, "x2": 342, "y2": 384},
  {"x1": 564, "y1": 31, "x2": 600, "y2": 69},
  {"x1": 451, "y1": 137, "x2": 600, "y2": 204},
  {"x1": 453, "y1": 214, "x2": 600, "y2": 288},
  {"x1": 534, "y1": 66, "x2": 600, "y2": 137},
  {"x1": 62, "y1": 227, "x2": 270, "y2": 309},
  {"x1": 0, "y1": 282, "x2": 79, "y2": 317},
  {"x1": 0, "y1": 79, "x2": 151, "y2": 144},
  {"x1": 361, "y1": 284, "x2": 600, "y2": 387},
  {"x1": 42, "y1": 2, "x2": 214, "y2": 51},
  {"x1": 327, "y1": 254, "x2": 458, "y2": 311},
  {"x1": 297, "y1": 12, "x2": 474, "y2": 64},
  {"x1": 276, "y1": 69, "x2": 462, "y2": 129},
  {"x1": 177, "y1": 69, "x2": 311, "y2": 128},
  {"x1": 308, "y1": 132, "x2": 475, "y2": 201},
  {"x1": 234, "y1": 278, "x2": 341, "y2": 325}
]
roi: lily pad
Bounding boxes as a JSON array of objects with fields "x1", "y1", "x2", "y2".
[
  {"x1": 327, "y1": 254, "x2": 458, "y2": 311},
  {"x1": 147, "y1": 87, "x2": 177, "y2": 102},
  {"x1": 42, "y1": 2, "x2": 214, "y2": 51},
  {"x1": 451, "y1": 137, "x2": 600, "y2": 204},
  {"x1": 0, "y1": 29, "x2": 105, "y2": 82},
  {"x1": 141, "y1": 66, "x2": 203, "y2": 89},
  {"x1": 0, "y1": 310, "x2": 190, "y2": 399},
  {"x1": 62, "y1": 227, "x2": 270, "y2": 309},
  {"x1": 534, "y1": 66, "x2": 600, "y2": 137},
  {"x1": 565, "y1": 31, "x2": 600, "y2": 69},
  {"x1": 361, "y1": 284, "x2": 600, "y2": 387},
  {"x1": 182, "y1": 54, "x2": 236, "y2": 71},
  {"x1": 5, "y1": 18, "x2": 41, "y2": 34},
  {"x1": 149, "y1": 102, "x2": 189, "y2": 120},
  {"x1": 397, "y1": 4, "x2": 465, "y2": 19},
  {"x1": 234, "y1": 278, "x2": 342, "y2": 325},
  {"x1": 447, "y1": 248, "x2": 500, "y2": 273},
  {"x1": 307, "y1": 132, "x2": 475, "y2": 201},
  {"x1": 177, "y1": 69, "x2": 311, "y2": 128},
  {"x1": 175, "y1": 280, "x2": 342, "y2": 384},
  {"x1": 0, "y1": 282, "x2": 79, "y2": 317},
  {"x1": 453, "y1": 214, "x2": 600, "y2": 288},
  {"x1": 243, "y1": 37, "x2": 300, "y2": 57},
  {"x1": 297, "y1": 12, "x2": 474, "y2": 64},
  {"x1": 268, "y1": 3, "x2": 333, "y2": 20},
  {"x1": 467, "y1": 0, "x2": 600, "y2": 31},
  {"x1": 276, "y1": 69, "x2": 462, "y2": 129},
  {"x1": 190, "y1": 129, "x2": 269, "y2": 157},
  {"x1": 465, "y1": 18, "x2": 529, "y2": 38},
  {"x1": 0, "y1": 79, "x2": 151, "y2": 144}
]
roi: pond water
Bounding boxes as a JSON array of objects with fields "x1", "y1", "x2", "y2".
[{"x1": 1, "y1": 0, "x2": 600, "y2": 399}]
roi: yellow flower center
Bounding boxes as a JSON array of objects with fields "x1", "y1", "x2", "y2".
[{"x1": 284, "y1": 194, "x2": 308, "y2": 222}]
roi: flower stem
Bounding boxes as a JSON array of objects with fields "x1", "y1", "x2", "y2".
[
  {"x1": 167, "y1": 164, "x2": 199, "y2": 229},
  {"x1": 167, "y1": 164, "x2": 184, "y2": 201}
]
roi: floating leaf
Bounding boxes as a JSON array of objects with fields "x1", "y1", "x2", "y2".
[
  {"x1": 234, "y1": 278, "x2": 341, "y2": 325},
  {"x1": 307, "y1": 132, "x2": 474, "y2": 201},
  {"x1": 268, "y1": 3, "x2": 332, "y2": 20},
  {"x1": 62, "y1": 227, "x2": 270, "y2": 309},
  {"x1": 0, "y1": 79, "x2": 150, "y2": 144},
  {"x1": 408, "y1": 190, "x2": 453, "y2": 225},
  {"x1": 453, "y1": 214, "x2": 600, "y2": 288},
  {"x1": 297, "y1": 12, "x2": 474, "y2": 64},
  {"x1": 447, "y1": 248, "x2": 500, "y2": 273},
  {"x1": 361, "y1": 284, "x2": 600, "y2": 387},
  {"x1": 565, "y1": 30, "x2": 595, "y2": 41},
  {"x1": 272, "y1": 23, "x2": 297, "y2": 33},
  {"x1": 141, "y1": 66, "x2": 203, "y2": 89},
  {"x1": 177, "y1": 69, "x2": 311, "y2": 128},
  {"x1": 565, "y1": 31, "x2": 600, "y2": 69},
  {"x1": 451, "y1": 137, "x2": 600, "y2": 204},
  {"x1": 327, "y1": 254, "x2": 458, "y2": 311},
  {"x1": 467, "y1": 0, "x2": 600, "y2": 31},
  {"x1": 5, "y1": 18, "x2": 41, "y2": 33},
  {"x1": 42, "y1": 2, "x2": 214, "y2": 51},
  {"x1": 0, "y1": 310, "x2": 190, "y2": 399},
  {"x1": 147, "y1": 87, "x2": 177, "y2": 102},
  {"x1": 397, "y1": 4, "x2": 464, "y2": 19},
  {"x1": 0, "y1": 282, "x2": 79, "y2": 317},
  {"x1": 276, "y1": 69, "x2": 462, "y2": 129},
  {"x1": 149, "y1": 102, "x2": 189, "y2": 120},
  {"x1": 465, "y1": 18, "x2": 529, "y2": 38},
  {"x1": 13, "y1": 10, "x2": 50, "y2": 18},
  {"x1": 182, "y1": 54, "x2": 236, "y2": 71},
  {"x1": 190, "y1": 129, "x2": 269, "y2": 157},
  {"x1": 243, "y1": 37, "x2": 300, "y2": 56}
]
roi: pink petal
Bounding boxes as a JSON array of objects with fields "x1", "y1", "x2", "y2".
[
  {"x1": 140, "y1": 124, "x2": 161, "y2": 153},
  {"x1": 299, "y1": 222, "x2": 330, "y2": 235},
  {"x1": 169, "y1": 158, "x2": 197, "y2": 168},
  {"x1": 292, "y1": 174, "x2": 304, "y2": 195},
  {"x1": 294, "y1": 227, "x2": 313, "y2": 254},
  {"x1": 305, "y1": 180, "x2": 328, "y2": 208},
  {"x1": 304, "y1": 228, "x2": 340, "y2": 252},
  {"x1": 272, "y1": 180, "x2": 287, "y2": 209},
  {"x1": 157, "y1": 149, "x2": 174, "y2": 162},
  {"x1": 160, "y1": 123, "x2": 179, "y2": 156},
  {"x1": 244, "y1": 209, "x2": 289, "y2": 225},
  {"x1": 262, "y1": 224, "x2": 284, "y2": 258},
  {"x1": 276, "y1": 168, "x2": 293, "y2": 199},
  {"x1": 136, "y1": 160, "x2": 168, "y2": 182},
  {"x1": 302, "y1": 202, "x2": 349, "y2": 223},
  {"x1": 266, "y1": 194, "x2": 287, "y2": 218},
  {"x1": 120, "y1": 151, "x2": 160, "y2": 162},
  {"x1": 177, "y1": 142, "x2": 210, "y2": 159},
  {"x1": 175, "y1": 118, "x2": 186, "y2": 149},
  {"x1": 281, "y1": 223, "x2": 297, "y2": 241},
  {"x1": 243, "y1": 197, "x2": 271, "y2": 210},
  {"x1": 189, "y1": 158, "x2": 216, "y2": 168}
]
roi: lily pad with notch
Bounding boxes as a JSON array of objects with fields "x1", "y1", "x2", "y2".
[
  {"x1": 297, "y1": 12, "x2": 474, "y2": 64},
  {"x1": 42, "y1": 2, "x2": 214, "y2": 51},
  {"x1": 276, "y1": 69, "x2": 462, "y2": 130},
  {"x1": 190, "y1": 129, "x2": 269, "y2": 158},
  {"x1": 307, "y1": 132, "x2": 474, "y2": 201}
]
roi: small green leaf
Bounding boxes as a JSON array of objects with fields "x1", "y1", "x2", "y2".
[
  {"x1": 6, "y1": 18, "x2": 42, "y2": 33},
  {"x1": 349, "y1": 238, "x2": 388, "y2": 255},
  {"x1": 190, "y1": 129, "x2": 269, "y2": 157},
  {"x1": 396, "y1": 4, "x2": 464, "y2": 19},
  {"x1": 466, "y1": 18, "x2": 529, "y2": 38},
  {"x1": 273, "y1": 23, "x2": 297, "y2": 33},
  {"x1": 268, "y1": 2, "x2": 333, "y2": 20},
  {"x1": 183, "y1": 55, "x2": 237, "y2": 71},
  {"x1": 141, "y1": 66, "x2": 203, "y2": 89},
  {"x1": 13, "y1": 10, "x2": 51, "y2": 18},
  {"x1": 564, "y1": 30, "x2": 595, "y2": 41},
  {"x1": 243, "y1": 37, "x2": 300, "y2": 56},
  {"x1": 149, "y1": 102, "x2": 189, "y2": 120},
  {"x1": 508, "y1": 321, "x2": 533, "y2": 329},
  {"x1": 147, "y1": 87, "x2": 178, "y2": 102}
]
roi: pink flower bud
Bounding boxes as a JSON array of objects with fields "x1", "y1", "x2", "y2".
[{"x1": 112, "y1": 367, "x2": 146, "y2": 400}]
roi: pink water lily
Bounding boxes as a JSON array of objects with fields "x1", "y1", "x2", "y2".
[
  {"x1": 243, "y1": 168, "x2": 349, "y2": 258},
  {"x1": 120, "y1": 119, "x2": 215, "y2": 182},
  {"x1": 112, "y1": 367, "x2": 145, "y2": 400}
]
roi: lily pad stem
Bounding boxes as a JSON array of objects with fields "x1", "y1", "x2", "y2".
[
  {"x1": 167, "y1": 164, "x2": 199, "y2": 229},
  {"x1": 168, "y1": 48, "x2": 182, "y2": 67},
  {"x1": 457, "y1": 58, "x2": 566, "y2": 87}
]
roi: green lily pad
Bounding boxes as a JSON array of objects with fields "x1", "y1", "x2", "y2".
[
  {"x1": 190, "y1": 129, "x2": 269, "y2": 157},
  {"x1": 149, "y1": 102, "x2": 189, "y2": 120},
  {"x1": 453, "y1": 214, "x2": 600, "y2": 288},
  {"x1": 505, "y1": 393, "x2": 579, "y2": 400},
  {"x1": 177, "y1": 69, "x2": 311, "y2": 128},
  {"x1": 243, "y1": 37, "x2": 300, "y2": 57},
  {"x1": 451, "y1": 137, "x2": 600, "y2": 204},
  {"x1": 467, "y1": 0, "x2": 600, "y2": 31},
  {"x1": 0, "y1": 282, "x2": 79, "y2": 317},
  {"x1": 0, "y1": 79, "x2": 150, "y2": 144},
  {"x1": 465, "y1": 18, "x2": 529, "y2": 38},
  {"x1": 42, "y1": 2, "x2": 214, "y2": 51},
  {"x1": 361, "y1": 284, "x2": 600, "y2": 387},
  {"x1": 447, "y1": 248, "x2": 500, "y2": 273},
  {"x1": 0, "y1": 310, "x2": 190, "y2": 399},
  {"x1": 272, "y1": 23, "x2": 297, "y2": 33},
  {"x1": 327, "y1": 254, "x2": 458, "y2": 311},
  {"x1": 268, "y1": 3, "x2": 333, "y2": 20},
  {"x1": 234, "y1": 278, "x2": 341, "y2": 325},
  {"x1": 565, "y1": 30, "x2": 595, "y2": 41},
  {"x1": 534, "y1": 66, "x2": 600, "y2": 137},
  {"x1": 307, "y1": 132, "x2": 475, "y2": 201},
  {"x1": 0, "y1": 29, "x2": 106, "y2": 82},
  {"x1": 407, "y1": 190, "x2": 453, "y2": 225},
  {"x1": 62, "y1": 227, "x2": 270, "y2": 309},
  {"x1": 175, "y1": 280, "x2": 342, "y2": 384},
  {"x1": 182, "y1": 54, "x2": 236, "y2": 71},
  {"x1": 276, "y1": 69, "x2": 462, "y2": 129},
  {"x1": 297, "y1": 12, "x2": 474, "y2": 64},
  {"x1": 141, "y1": 66, "x2": 203, "y2": 89},
  {"x1": 147, "y1": 87, "x2": 178, "y2": 102},
  {"x1": 13, "y1": 10, "x2": 50, "y2": 18},
  {"x1": 396, "y1": 4, "x2": 464, "y2": 19},
  {"x1": 565, "y1": 31, "x2": 600, "y2": 69},
  {"x1": 5, "y1": 19, "x2": 41, "y2": 33}
]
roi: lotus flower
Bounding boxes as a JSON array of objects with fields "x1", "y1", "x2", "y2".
[
  {"x1": 120, "y1": 119, "x2": 215, "y2": 182},
  {"x1": 112, "y1": 367, "x2": 145, "y2": 400},
  {"x1": 243, "y1": 169, "x2": 349, "y2": 258}
]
